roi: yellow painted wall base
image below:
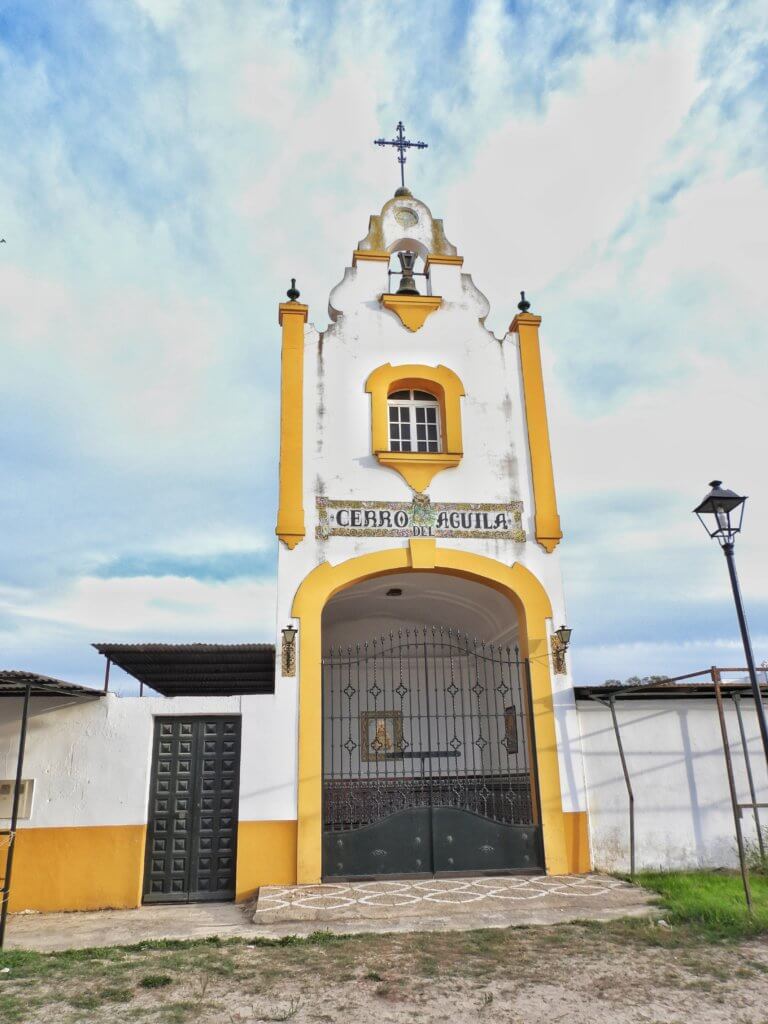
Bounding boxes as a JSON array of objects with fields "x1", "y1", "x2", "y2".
[
  {"x1": 562, "y1": 811, "x2": 592, "y2": 873},
  {"x1": 235, "y1": 820, "x2": 298, "y2": 902},
  {"x1": 6, "y1": 812, "x2": 579, "y2": 913},
  {"x1": 7, "y1": 825, "x2": 145, "y2": 912}
]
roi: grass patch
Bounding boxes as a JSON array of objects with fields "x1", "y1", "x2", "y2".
[
  {"x1": 140, "y1": 974, "x2": 173, "y2": 989},
  {"x1": 0, "y1": 993, "x2": 25, "y2": 1023},
  {"x1": 744, "y1": 827, "x2": 768, "y2": 874},
  {"x1": 0, "y1": 928, "x2": 352, "y2": 977},
  {"x1": 68, "y1": 992, "x2": 102, "y2": 1009},
  {"x1": 635, "y1": 870, "x2": 768, "y2": 939}
]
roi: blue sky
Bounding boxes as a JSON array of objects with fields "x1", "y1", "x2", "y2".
[{"x1": 1, "y1": 0, "x2": 766, "y2": 690}]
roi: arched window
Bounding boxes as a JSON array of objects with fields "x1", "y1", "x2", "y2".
[
  {"x1": 388, "y1": 389, "x2": 441, "y2": 453},
  {"x1": 365, "y1": 363, "x2": 464, "y2": 491}
]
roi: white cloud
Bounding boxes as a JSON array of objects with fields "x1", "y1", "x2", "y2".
[
  {"x1": 6, "y1": 575, "x2": 275, "y2": 636},
  {"x1": 149, "y1": 527, "x2": 271, "y2": 558},
  {"x1": 133, "y1": 0, "x2": 185, "y2": 29},
  {"x1": 441, "y1": 18, "x2": 706, "y2": 330}
]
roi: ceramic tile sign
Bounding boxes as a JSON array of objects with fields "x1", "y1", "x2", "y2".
[{"x1": 316, "y1": 495, "x2": 525, "y2": 541}]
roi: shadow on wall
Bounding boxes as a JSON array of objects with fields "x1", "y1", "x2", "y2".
[
  {"x1": 678, "y1": 709, "x2": 706, "y2": 861},
  {"x1": 582, "y1": 699, "x2": 764, "y2": 873}
]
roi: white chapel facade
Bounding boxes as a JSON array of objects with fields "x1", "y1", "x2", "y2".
[{"x1": 273, "y1": 186, "x2": 591, "y2": 882}]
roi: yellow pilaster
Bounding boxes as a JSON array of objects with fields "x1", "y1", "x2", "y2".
[
  {"x1": 511, "y1": 312, "x2": 563, "y2": 553},
  {"x1": 275, "y1": 301, "x2": 309, "y2": 549}
]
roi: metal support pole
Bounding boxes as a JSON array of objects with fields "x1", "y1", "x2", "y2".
[
  {"x1": 722, "y1": 542, "x2": 768, "y2": 766},
  {"x1": 590, "y1": 694, "x2": 635, "y2": 875},
  {"x1": 609, "y1": 696, "x2": 635, "y2": 877},
  {"x1": 0, "y1": 681, "x2": 32, "y2": 948},
  {"x1": 732, "y1": 692, "x2": 765, "y2": 863},
  {"x1": 713, "y1": 669, "x2": 753, "y2": 913},
  {"x1": 103, "y1": 657, "x2": 111, "y2": 694}
]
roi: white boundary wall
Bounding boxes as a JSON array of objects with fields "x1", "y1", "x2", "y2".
[
  {"x1": 5, "y1": 691, "x2": 764, "y2": 875},
  {"x1": 0, "y1": 690, "x2": 298, "y2": 831},
  {"x1": 578, "y1": 696, "x2": 767, "y2": 872}
]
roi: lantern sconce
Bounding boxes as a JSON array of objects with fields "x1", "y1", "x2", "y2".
[
  {"x1": 551, "y1": 624, "x2": 572, "y2": 675},
  {"x1": 281, "y1": 623, "x2": 298, "y2": 677}
]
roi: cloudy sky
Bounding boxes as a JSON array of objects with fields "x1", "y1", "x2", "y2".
[{"x1": 1, "y1": 0, "x2": 766, "y2": 691}]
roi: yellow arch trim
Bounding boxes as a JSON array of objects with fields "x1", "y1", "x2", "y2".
[
  {"x1": 291, "y1": 541, "x2": 588, "y2": 883},
  {"x1": 365, "y1": 363, "x2": 465, "y2": 491}
]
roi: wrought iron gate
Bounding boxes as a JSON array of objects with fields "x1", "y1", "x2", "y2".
[{"x1": 322, "y1": 628, "x2": 544, "y2": 878}]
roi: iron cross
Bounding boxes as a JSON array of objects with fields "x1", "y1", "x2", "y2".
[{"x1": 374, "y1": 121, "x2": 428, "y2": 190}]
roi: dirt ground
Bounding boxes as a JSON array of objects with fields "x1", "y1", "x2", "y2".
[{"x1": 2, "y1": 919, "x2": 767, "y2": 1023}]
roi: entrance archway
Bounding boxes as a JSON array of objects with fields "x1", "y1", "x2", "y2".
[
  {"x1": 292, "y1": 540, "x2": 587, "y2": 883},
  {"x1": 321, "y1": 572, "x2": 541, "y2": 878}
]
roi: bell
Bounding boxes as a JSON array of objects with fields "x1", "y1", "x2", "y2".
[{"x1": 396, "y1": 250, "x2": 419, "y2": 295}]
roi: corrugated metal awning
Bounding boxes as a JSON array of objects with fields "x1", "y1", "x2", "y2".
[
  {"x1": 0, "y1": 670, "x2": 104, "y2": 699},
  {"x1": 575, "y1": 678, "x2": 767, "y2": 701},
  {"x1": 92, "y1": 642, "x2": 276, "y2": 696}
]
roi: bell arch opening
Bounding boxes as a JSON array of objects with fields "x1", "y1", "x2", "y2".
[{"x1": 320, "y1": 570, "x2": 543, "y2": 880}]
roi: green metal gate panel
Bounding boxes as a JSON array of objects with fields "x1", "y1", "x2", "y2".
[
  {"x1": 143, "y1": 716, "x2": 241, "y2": 903},
  {"x1": 322, "y1": 807, "x2": 544, "y2": 878}
]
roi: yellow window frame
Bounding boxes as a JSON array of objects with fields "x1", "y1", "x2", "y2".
[{"x1": 365, "y1": 363, "x2": 465, "y2": 491}]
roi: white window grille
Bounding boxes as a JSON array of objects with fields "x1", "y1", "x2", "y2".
[{"x1": 387, "y1": 390, "x2": 441, "y2": 453}]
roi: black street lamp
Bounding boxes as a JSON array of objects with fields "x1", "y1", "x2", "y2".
[{"x1": 693, "y1": 480, "x2": 768, "y2": 764}]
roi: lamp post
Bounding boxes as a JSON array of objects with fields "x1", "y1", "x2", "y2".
[{"x1": 693, "y1": 480, "x2": 768, "y2": 764}]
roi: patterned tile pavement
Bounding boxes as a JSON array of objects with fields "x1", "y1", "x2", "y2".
[
  {"x1": 5, "y1": 877, "x2": 653, "y2": 951},
  {"x1": 253, "y1": 874, "x2": 651, "y2": 926}
]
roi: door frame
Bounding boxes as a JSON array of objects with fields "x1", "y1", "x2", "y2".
[
  {"x1": 143, "y1": 714, "x2": 242, "y2": 904},
  {"x1": 292, "y1": 541, "x2": 591, "y2": 883}
]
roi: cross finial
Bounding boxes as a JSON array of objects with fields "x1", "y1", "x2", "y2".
[{"x1": 374, "y1": 120, "x2": 428, "y2": 192}]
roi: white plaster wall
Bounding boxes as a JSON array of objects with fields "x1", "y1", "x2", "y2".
[
  {"x1": 0, "y1": 692, "x2": 295, "y2": 829},
  {"x1": 274, "y1": 192, "x2": 587, "y2": 817},
  {"x1": 239, "y1": 688, "x2": 298, "y2": 820},
  {"x1": 578, "y1": 697, "x2": 768, "y2": 871}
]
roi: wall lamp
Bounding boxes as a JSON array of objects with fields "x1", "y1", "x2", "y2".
[
  {"x1": 281, "y1": 623, "x2": 298, "y2": 677},
  {"x1": 554, "y1": 625, "x2": 572, "y2": 651}
]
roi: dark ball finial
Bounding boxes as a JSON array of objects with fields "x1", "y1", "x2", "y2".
[
  {"x1": 287, "y1": 278, "x2": 300, "y2": 302},
  {"x1": 518, "y1": 290, "x2": 531, "y2": 313}
]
